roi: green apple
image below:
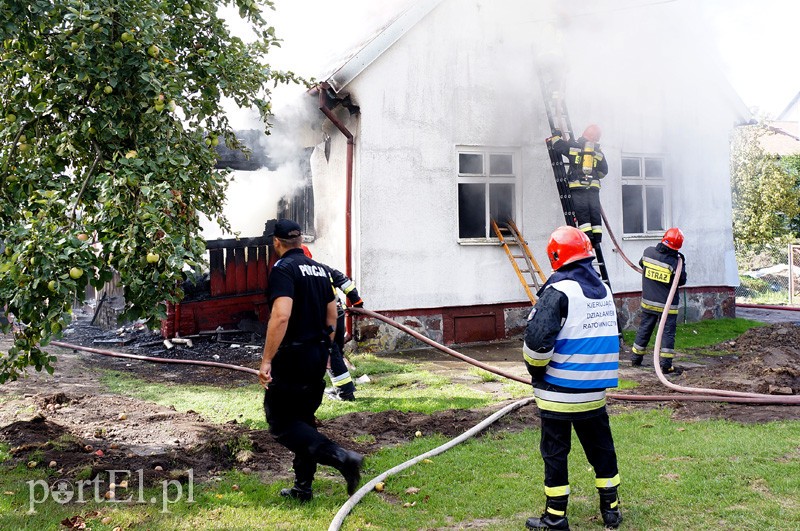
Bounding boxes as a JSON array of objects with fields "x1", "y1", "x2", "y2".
[
  {"x1": 47, "y1": 280, "x2": 57, "y2": 292},
  {"x1": 69, "y1": 267, "x2": 84, "y2": 279},
  {"x1": 5, "y1": 114, "x2": 16, "y2": 123},
  {"x1": 147, "y1": 45, "x2": 159, "y2": 57},
  {"x1": 120, "y1": 32, "x2": 133, "y2": 43},
  {"x1": 146, "y1": 252, "x2": 160, "y2": 264},
  {"x1": 125, "y1": 150, "x2": 137, "y2": 159},
  {"x1": 154, "y1": 102, "x2": 165, "y2": 112},
  {"x1": 104, "y1": 85, "x2": 113, "y2": 94}
]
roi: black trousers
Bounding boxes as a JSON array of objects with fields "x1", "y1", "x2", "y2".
[
  {"x1": 264, "y1": 343, "x2": 339, "y2": 484},
  {"x1": 540, "y1": 409, "x2": 618, "y2": 489},
  {"x1": 329, "y1": 312, "x2": 356, "y2": 395},
  {"x1": 570, "y1": 187, "x2": 602, "y2": 244},
  {"x1": 634, "y1": 311, "x2": 677, "y2": 355}
]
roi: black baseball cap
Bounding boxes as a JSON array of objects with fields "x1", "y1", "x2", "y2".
[{"x1": 271, "y1": 219, "x2": 302, "y2": 239}]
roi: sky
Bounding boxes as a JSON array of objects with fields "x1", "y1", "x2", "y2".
[{"x1": 227, "y1": 0, "x2": 800, "y2": 121}]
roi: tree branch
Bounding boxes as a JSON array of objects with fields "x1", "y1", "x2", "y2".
[
  {"x1": 71, "y1": 141, "x2": 103, "y2": 223},
  {"x1": 1, "y1": 117, "x2": 40, "y2": 179}
]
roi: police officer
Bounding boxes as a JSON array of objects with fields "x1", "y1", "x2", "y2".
[
  {"x1": 259, "y1": 219, "x2": 363, "y2": 502},
  {"x1": 631, "y1": 227, "x2": 687, "y2": 373},
  {"x1": 302, "y1": 245, "x2": 364, "y2": 401},
  {"x1": 550, "y1": 125, "x2": 608, "y2": 246},
  {"x1": 523, "y1": 226, "x2": 622, "y2": 530}
]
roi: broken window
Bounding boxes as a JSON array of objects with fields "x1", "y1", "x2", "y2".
[
  {"x1": 621, "y1": 155, "x2": 666, "y2": 235},
  {"x1": 457, "y1": 148, "x2": 518, "y2": 240},
  {"x1": 277, "y1": 147, "x2": 316, "y2": 239}
]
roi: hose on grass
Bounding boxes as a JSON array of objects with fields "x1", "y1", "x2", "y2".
[{"x1": 327, "y1": 396, "x2": 536, "y2": 531}]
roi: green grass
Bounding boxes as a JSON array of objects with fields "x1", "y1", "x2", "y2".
[
  {"x1": 2, "y1": 411, "x2": 798, "y2": 530},
  {"x1": 2, "y1": 318, "x2": 796, "y2": 529},
  {"x1": 100, "y1": 363, "x2": 497, "y2": 426},
  {"x1": 622, "y1": 317, "x2": 765, "y2": 350}
]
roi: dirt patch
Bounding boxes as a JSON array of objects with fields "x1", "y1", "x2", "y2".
[{"x1": 1, "y1": 319, "x2": 799, "y2": 487}]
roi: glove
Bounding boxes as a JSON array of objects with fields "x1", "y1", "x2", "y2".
[
  {"x1": 677, "y1": 252, "x2": 686, "y2": 264},
  {"x1": 549, "y1": 129, "x2": 563, "y2": 142},
  {"x1": 351, "y1": 298, "x2": 364, "y2": 308}
]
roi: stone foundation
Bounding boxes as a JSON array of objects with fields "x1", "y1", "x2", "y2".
[{"x1": 352, "y1": 287, "x2": 736, "y2": 354}]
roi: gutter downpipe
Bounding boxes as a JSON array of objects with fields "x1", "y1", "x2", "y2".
[{"x1": 318, "y1": 82, "x2": 356, "y2": 338}]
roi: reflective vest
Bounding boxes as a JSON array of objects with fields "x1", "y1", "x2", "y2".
[{"x1": 534, "y1": 279, "x2": 619, "y2": 414}]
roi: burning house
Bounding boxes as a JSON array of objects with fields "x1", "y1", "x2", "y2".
[{"x1": 167, "y1": 0, "x2": 749, "y2": 350}]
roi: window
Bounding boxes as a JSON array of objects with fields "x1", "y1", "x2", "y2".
[
  {"x1": 621, "y1": 155, "x2": 666, "y2": 235},
  {"x1": 277, "y1": 147, "x2": 315, "y2": 240},
  {"x1": 457, "y1": 148, "x2": 518, "y2": 240}
]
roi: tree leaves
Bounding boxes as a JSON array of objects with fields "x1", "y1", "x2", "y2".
[{"x1": 0, "y1": 0, "x2": 305, "y2": 381}]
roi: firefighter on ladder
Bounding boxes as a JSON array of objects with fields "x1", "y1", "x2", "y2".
[
  {"x1": 550, "y1": 124, "x2": 607, "y2": 246},
  {"x1": 523, "y1": 226, "x2": 622, "y2": 530},
  {"x1": 302, "y1": 246, "x2": 363, "y2": 401}
]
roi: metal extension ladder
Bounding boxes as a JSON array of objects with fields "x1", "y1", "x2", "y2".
[
  {"x1": 537, "y1": 61, "x2": 612, "y2": 288},
  {"x1": 492, "y1": 218, "x2": 547, "y2": 304}
]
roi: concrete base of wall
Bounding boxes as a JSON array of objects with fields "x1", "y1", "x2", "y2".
[{"x1": 353, "y1": 286, "x2": 735, "y2": 354}]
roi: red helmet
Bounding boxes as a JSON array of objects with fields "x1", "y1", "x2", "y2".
[
  {"x1": 547, "y1": 226, "x2": 595, "y2": 270},
  {"x1": 582, "y1": 124, "x2": 601, "y2": 143},
  {"x1": 661, "y1": 227, "x2": 684, "y2": 250},
  {"x1": 301, "y1": 245, "x2": 313, "y2": 258}
]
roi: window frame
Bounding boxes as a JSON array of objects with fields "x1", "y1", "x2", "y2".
[
  {"x1": 620, "y1": 153, "x2": 669, "y2": 238},
  {"x1": 456, "y1": 146, "x2": 521, "y2": 243}
]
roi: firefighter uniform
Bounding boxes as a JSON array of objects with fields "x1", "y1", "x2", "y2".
[
  {"x1": 323, "y1": 264, "x2": 363, "y2": 401},
  {"x1": 551, "y1": 133, "x2": 608, "y2": 245},
  {"x1": 523, "y1": 227, "x2": 621, "y2": 530},
  {"x1": 261, "y1": 220, "x2": 362, "y2": 501},
  {"x1": 632, "y1": 240, "x2": 687, "y2": 372}
]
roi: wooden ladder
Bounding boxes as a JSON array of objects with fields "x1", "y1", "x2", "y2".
[{"x1": 491, "y1": 218, "x2": 547, "y2": 305}]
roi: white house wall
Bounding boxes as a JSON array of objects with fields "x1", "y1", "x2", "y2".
[{"x1": 313, "y1": 0, "x2": 741, "y2": 312}]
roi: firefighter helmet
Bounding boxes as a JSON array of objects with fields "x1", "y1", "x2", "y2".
[
  {"x1": 582, "y1": 124, "x2": 602, "y2": 143},
  {"x1": 302, "y1": 245, "x2": 313, "y2": 258},
  {"x1": 661, "y1": 227, "x2": 684, "y2": 250},
  {"x1": 547, "y1": 226, "x2": 595, "y2": 270}
]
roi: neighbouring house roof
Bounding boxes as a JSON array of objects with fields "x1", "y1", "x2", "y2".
[
  {"x1": 777, "y1": 90, "x2": 800, "y2": 121},
  {"x1": 761, "y1": 121, "x2": 800, "y2": 156},
  {"x1": 323, "y1": 0, "x2": 445, "y2": 93}
]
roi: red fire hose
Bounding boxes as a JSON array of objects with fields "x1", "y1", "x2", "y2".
[
  {"x1": 347, "y1": 307, "x2": 799, "y2": 405},
  {"x1": 600, "y1": 206, "x2": 642, "y2": 274},
  {"x1": 650, "y1": 259, "x2": 800, "y2": 403}
]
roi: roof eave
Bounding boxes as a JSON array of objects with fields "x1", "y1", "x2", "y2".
[{"x1": 326, "y1": 0, "x2": 445, "y2": 93}]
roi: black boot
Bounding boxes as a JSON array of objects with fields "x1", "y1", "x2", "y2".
[
  {"x1": 599, "y1": 487, "x2": 622, "y2": 528},
  {"x1": 280, "y1": 455, "x2": 315, "y2": 502},
  {"x1": 317, "y1": 443, "x2": 363, "y2": 495},
  {"x1": 279, "y1": 484, "x2": 313, "y2": 502},
  {"x1": 526, "y1": 495, "x2": 570, "y2": 530},
  {"x1": 660, "y1": 359, "x2": 681, "y2": 375},
  {"x1": 630, "y1": 354, "x2": 643, "y2": 367}
]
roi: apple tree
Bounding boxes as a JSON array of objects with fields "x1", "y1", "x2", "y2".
[{"x1": 0, "y1": 0, "x2": 303, "y2": 382}]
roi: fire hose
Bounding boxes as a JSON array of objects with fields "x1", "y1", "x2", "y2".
[
  {"x1": 348, "y1": 307, "x2": 800, "y2": 404},
  {"x1": 600, "y1": 206, "x2": 642, "y2": 274}
]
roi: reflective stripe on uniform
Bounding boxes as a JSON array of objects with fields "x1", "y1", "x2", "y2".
[
  {"x1": 340, "y1": 279, "x2": 356, "y2": 294},
  {"x1": 632, "y1": 344, "x2": 646, "y2": 355},
  {"x1": 569, "y1": 181, "x2": 591, "y2": 189},
  {"x1": 534, "y1": 395, "x2": 606, "y2": 413},
  {"x1": 545, "y1": 484, "x2": 570, "y2": 497},
  {"x1": 535, "y1": 388, "x2": 606, "y2": 403},
  {"x1": 331, "y1": 371, "x2": 353, "y2": 387},
  {"x1": 579, "y1": 223, "x2": 592, "y2": 233},
  {"x1": 592, "y1": 225, "x2": 602, "y2": 234},
  {"x1": 595, "y1": 474, "x2": 621, "y2": 488},
  {"x1": 524, "y1": 342, "x2": 552, "y2": 366},
  {"x1": 546, "y1": 507, "x2": 566, "y2": 516},
  {"x1": 641, "y1": 300, "x2": 678, "y2": 314}
]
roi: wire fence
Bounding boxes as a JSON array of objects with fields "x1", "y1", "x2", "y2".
[{"x1": 735, "y1": 244, "x2": 800, "y2": 306}]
